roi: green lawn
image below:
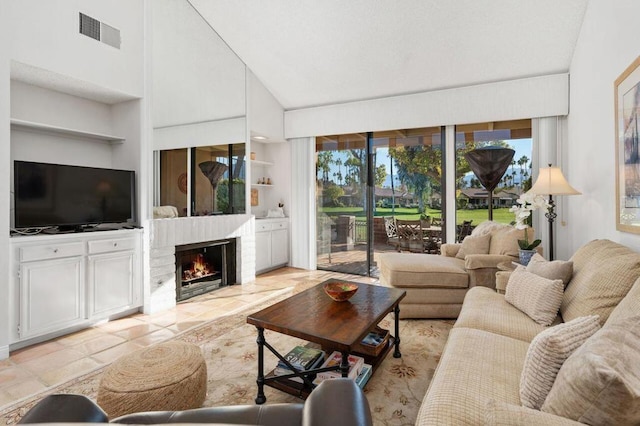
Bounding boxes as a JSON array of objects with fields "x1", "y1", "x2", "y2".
[{"x1": 319, "y1": 206, "x2": 514, "y2": 225}]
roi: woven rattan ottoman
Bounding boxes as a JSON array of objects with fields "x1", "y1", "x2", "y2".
[{"x1": 97, "y1": 341, "x2": 207, "y2": 418}]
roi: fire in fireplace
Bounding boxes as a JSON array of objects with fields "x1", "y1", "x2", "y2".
[{"x1": 175, "y1": 239, "x2": 236, "y2": 302}]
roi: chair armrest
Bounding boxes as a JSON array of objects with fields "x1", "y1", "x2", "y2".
[
  {"x1": 440, "y1": 243, "x2": 461, "y2": 257},
  {"x1": 18, "y1": 394, "x2": 108, "y2": 423},
  {"x1": 113, "y1": 379, "x2": 371, "y2": 426},
  {"x1": 464, "y1": 254, "x2": 515, "y2": 270},
  {"x1": 113, "y1": 404, "x2": 304, "y2": 425},
  {"x1": 485, "y1": 400, "x2": 585, "y2": 425},
  {"x1": 303, "y1": 378, "x2": 373, "y2": 426}
]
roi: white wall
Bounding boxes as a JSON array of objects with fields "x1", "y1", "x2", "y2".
[
  {"x1": 246, "y1": 70, "x2": 289, "y2": 217},
  {"x1": 566, "y1": 0, "x2": 640, "y2": 255},
  {"x1": 248, "y1": 71, "x2": 285, "y2": 142},
  {"x1": 0, "y1": 0, "x2": 11, "y2": 359},
  {"x1": 285, "y1": 74, "x2": 569, "y2": 138},
  {"x1": 151, "y1": 0, "x2": 245, "y2": 128},
  {"x1": 9, "y1": 0, "x2": 144, "y2": 98}
]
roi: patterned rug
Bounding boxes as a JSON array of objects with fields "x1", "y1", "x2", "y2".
[{"x1": 0, "y1": 282, "x2": 452, "y2": 426}]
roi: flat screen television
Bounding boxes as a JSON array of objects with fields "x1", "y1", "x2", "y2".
[{"x1": 14, "y1": 161, "x2": 136, "y2": 231}]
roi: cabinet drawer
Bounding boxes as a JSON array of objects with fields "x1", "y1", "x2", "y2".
[
  {"x1": 89, "y1": 238, "x2": 136, "y2": 254},
  {"x1": 256, "y1": 222, "x2": 272, "y2": 232},
  {"x1": 272, "y1": 221, "x2": 288, "y2": 230},
  {"x1": 256, "y1": 220, "x2": 289, "y2": 232},
  {"x1": 20, "y1": 242, "x2": 84, "y2": 262}
]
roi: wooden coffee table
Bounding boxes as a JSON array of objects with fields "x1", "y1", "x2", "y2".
[{"x1": 246, "y1": 279, "x2": 406, "y2": 403}]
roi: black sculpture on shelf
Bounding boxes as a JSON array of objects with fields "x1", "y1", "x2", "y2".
[{"x1": 464, "y1": 147, "x2": 515, "y2": 220}]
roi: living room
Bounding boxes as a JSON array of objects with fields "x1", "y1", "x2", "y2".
[{"x1": 1, "y1": 0, "x2": 639, "y2": 424}]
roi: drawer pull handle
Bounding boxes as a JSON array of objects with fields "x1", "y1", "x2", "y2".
[
  {"x1": 53, "y1": 249, "x2": 58, "y2": 253},
  {"x1": 113, "y1": 243, "x2": 118, "y2": 247}
]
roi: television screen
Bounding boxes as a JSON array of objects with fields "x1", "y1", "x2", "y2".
[{"x1": 14, "y1": 161, "x2": 136, "y2": 230}]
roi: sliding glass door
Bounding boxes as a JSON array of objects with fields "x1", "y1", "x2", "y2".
[
  {"x1": 316, "y1": 127, "x2": 444, "y2": 277},
  {"x1": 316, "y1": 133, "x2": 371, "y2": 275}
]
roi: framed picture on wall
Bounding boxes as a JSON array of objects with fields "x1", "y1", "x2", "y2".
[{"x1": 615, "y1": 55, "x2": 640, "y2": 233}]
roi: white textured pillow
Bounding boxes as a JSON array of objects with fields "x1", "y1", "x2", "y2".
[
  {"x1": 541, "y1": 315, "x2": 640, "y2": 425},
  {"x1": 526, "y1": 253, "x2": 573, "y2": 287},
  {"x1": 505, "y1": 269, "x2": 564, "y2": 325},
  {"x1": 520, "y1": 315, "x2": 600, "y2": 410},
  {"x1": 455, "y1": 234, "x2": 491, "y2": 259}
]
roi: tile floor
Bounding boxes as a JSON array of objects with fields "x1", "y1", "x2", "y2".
[{"x1": 0, "y1": 267, "x2": 376, "y2": 410}]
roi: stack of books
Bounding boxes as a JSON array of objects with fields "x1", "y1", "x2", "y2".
[
  {"x1": 313, "y1": 351, "x2": 365, "y2": 383},
  {"x1": 273, "y1": 346, "x2": 325, "y2": 383},
  {"x1": 355, "y1": 363, "x2": 373, "y2": 389}
]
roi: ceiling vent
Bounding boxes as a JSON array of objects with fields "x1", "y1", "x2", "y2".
[{"x1": 79, "y1": 12, "x2": 121, "y2": 49}]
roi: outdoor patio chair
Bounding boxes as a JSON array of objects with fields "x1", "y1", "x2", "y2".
[
  {"x1": 396, "y1": 219, "x2": 425, "y2": 253},
  {"x1": 456, "y1": 220, "x2": 474, "y2": 242},
  {"x1": 383, "y1": 216, "x2": 399, "y2": 250}
]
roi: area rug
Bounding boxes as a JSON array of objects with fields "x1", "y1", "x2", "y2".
[{"x1": 0, "y1": 283, "x2": 452, "y2": 426}]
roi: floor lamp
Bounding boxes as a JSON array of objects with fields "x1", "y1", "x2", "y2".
[{"x1": 529, "y1": 164, "x2": 581, "y2": 260}]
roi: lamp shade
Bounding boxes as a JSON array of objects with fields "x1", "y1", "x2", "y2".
[{"x1": 529, "y1": 165, "x2": 581, "y2": 196}]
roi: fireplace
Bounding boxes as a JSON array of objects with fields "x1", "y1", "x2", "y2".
[{"x1": 175, "y1": 239, "x2": 236, "y2": 302}]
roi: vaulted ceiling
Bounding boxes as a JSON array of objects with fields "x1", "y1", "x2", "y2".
[{"x1": 189, "y1": 0, "x2": 589, "y2": 111}]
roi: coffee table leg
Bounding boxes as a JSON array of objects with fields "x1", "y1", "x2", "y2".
[
  {"x1": 340, "y1": 350, "x2": 350, "y2": 377},
  {"x1": 393, "y1": 305, "x2": 402, "y2": 358},
  {"x1": 255, "y1": 327, "x2": 266, "y2": 404}
]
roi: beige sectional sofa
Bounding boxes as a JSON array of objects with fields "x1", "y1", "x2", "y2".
[
  {"x1": 379, "y1": 222, "x2": 528, "y2": 318},
  {"x1": 416, "y1": 239, "x2": 640, "y2": 425}
]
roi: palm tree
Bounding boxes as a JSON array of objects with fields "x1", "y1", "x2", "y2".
[{"x1": 517, "y1": 155, "x2": 529, "y2": 188}]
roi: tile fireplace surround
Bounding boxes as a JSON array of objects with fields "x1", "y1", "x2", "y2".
[{"x1": 148, "y1": 215, "x2": 255, "y2": 313}]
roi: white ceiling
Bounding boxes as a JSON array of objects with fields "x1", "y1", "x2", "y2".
[{"x1": 189, "y1": 0, "x2": 589, "y2": 111}]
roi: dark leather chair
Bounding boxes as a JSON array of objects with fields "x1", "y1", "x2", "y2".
[{"x1": 18, "y1": 378, "x2": 372, "y2": 426}]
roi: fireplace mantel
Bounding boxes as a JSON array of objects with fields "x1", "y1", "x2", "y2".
[{"x1": 146, "y1": 214, "x2": 255, "y2": 313}]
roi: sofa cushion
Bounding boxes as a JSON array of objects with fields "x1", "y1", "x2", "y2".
[
  {"x1": 489, "y1": 227, "x2": 531, "y2": 257},
  {"x1": 471, "y1": 220, "x2": 510, "y2": 237},
  {"x1": 525, "y1": 253, "x2": 573, "y2": 287},
  {"x1": 378, "y1": 252, "x2": 468, "y2": 289},
  {"x1": 456, "y1": 234, "x2": 491, "y2": 259},
  {"x1": 605, "y1": 277, "x2": 640, "y2": 329},
  {"x1": 416, "y1": 327, "x2": 529, "y2": 426},
  {"x1": 485, "y1": 400, "x2": 586, "y2": 426},
  {"x1": 541, "y1": 315, "x2": 640, "y2": 425},
  {"x1": 505, "y1": 268, "x2": 564, "y2": 326},
  {"x1": 454, "y1": 287, "x2": 560, "y2": 342},
  {"x1": 519, "y1": 315, "x2": 600, "y2": 410},
  {"x1": 562, "y1": 239, "x2": 640, "y2": 324}
]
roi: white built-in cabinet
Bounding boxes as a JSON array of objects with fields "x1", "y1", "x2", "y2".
[
  {"x1": 10, "y1": 230, "x2": 142, "y2": 344},
  {"x1": 255, "y1": 218, "x2": 289, "y2": 274}
]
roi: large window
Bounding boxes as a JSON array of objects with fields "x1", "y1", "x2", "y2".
[
  {"x1": 455, "y1": 119, "x2": 533, "y2": 226},
  {"x1": 158, "y1": 143, "x2": 246, "y2": 216}
]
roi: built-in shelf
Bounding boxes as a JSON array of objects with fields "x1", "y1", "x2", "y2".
[
  {"x1": 10, "y1": 118, "x2": 126, "y2": 143},
  {"x1": 250, "y1": 159, "x2": 274, "y2": 167},
  {"x1": 251, "y1": 184, "x2": 274, "y2": 188}
]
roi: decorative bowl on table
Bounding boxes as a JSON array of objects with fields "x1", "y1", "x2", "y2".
[{"x1": 323, "y1": 281, "x2": 358, "y2": 302}]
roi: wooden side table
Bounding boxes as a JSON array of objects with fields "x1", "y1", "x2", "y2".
[{"x1": 495, "y1": 261, "x2": 518, "y2": 294}]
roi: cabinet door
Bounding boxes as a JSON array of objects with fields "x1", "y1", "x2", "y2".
[
  {"x1": 255, "y1": 231, "x2": 272, "y2": 272},
  {"x1": 271, "y1": 228, "x2": 289, "y2": 267},
  {"x1": 19, "y1": 257, "x2": 84, "y2": 339},
  {"x1": 87, "y1": 251, "x2": 135, "y2": 318}
]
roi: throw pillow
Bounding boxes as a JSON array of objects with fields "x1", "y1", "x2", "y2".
[
  {"x1": 526, "y1": 253, "x2": 573, "y2": 287},
  {"x1": 489, "y1": 227, "x2": 534, "y2": 258},
  {"x1": 455, "y1": 234, "x2": 491, "y2": 259},
  {"x1": 505, "y1": 269, "x2": 564, "y2": 326},
  {"x1": 541, "y1": 315, "x2": 640, "y2": 425},
  {"x1": 471, "y1": 220, "x2": 509, "y2": 237},
  {"x1": 520, "y1": 315, "x2": 600, "y2": 410}
]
